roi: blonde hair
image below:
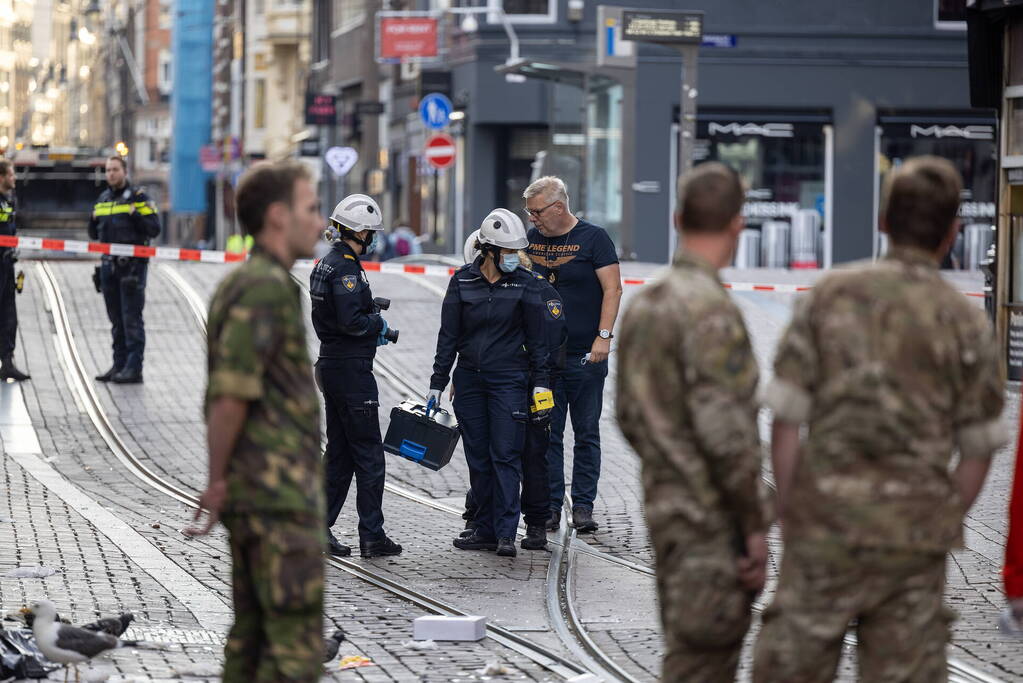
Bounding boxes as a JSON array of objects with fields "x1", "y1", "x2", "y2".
[
  {"x1": 517, "y1": 250, "x2": 531, "y2": 269},
  {"x1": 523, "y1": 176, "x2": 570, "y2": 212}
]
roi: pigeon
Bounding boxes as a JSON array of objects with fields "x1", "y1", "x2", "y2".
[
  {"x1": 323, "y1": 628, "x2": 346, "y2": 663},
  {"x1": 28, "y1": 599, "x2": 139, "y2": 683},
  {"x1": 79, "y1": 613, "x2": 134, "y2": 638}
]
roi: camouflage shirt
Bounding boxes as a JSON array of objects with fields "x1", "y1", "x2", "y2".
[
  {"x1": 617, "y1": 251, "x2": 770, "y2": 545},
  {"x1": 763, "y1": 245, "x2": 1007, "y2": 552},
  {"x1": 205, "y1": 249, "x2": 323, "y2": 519}
]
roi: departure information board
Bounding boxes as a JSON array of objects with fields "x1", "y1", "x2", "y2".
[{"x1": 621, "y1": 10, "x2": 703, "y2": 44}]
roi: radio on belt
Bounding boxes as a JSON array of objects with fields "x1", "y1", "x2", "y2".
[{"x1": 383, "y1": 400, "x2": 461, "y2": 471}]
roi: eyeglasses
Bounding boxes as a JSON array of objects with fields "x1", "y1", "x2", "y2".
[{"x1": 524, "y1": 200, "x2": 559, "y2": 218}]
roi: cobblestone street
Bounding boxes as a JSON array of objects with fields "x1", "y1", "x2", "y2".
[{"x1": 0, "y1": 259, "x2": 1019, "y2": 681}]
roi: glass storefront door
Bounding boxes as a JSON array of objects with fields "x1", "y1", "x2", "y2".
[
  {"x1": 694, "y1": 111, "x2": 830, "y2": 268},
  {"x1": 877, "y1": 114, "x2": 997, "y2": 270}
]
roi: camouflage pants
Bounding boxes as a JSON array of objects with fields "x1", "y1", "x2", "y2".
[
  {"x1": 654, "y1": 535, "x2": 754, "y2": 683},
  {"x1": 753, "y1": 540, "x2": 950, "y2": 683},
  {"x1": 222, "y1": 514, "x2": 325, "y2": 683}
]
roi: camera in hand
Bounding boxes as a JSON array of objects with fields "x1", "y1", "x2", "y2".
[{"x1": 374, "y1": 297, "x2": 400, "y2": 343}]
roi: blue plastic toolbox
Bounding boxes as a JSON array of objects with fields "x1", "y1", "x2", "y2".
[{"x1": 383, "y1": 399, "x2": 461, "y2": 471}]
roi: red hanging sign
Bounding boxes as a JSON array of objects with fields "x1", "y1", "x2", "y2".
[{"x1": 379, "y1": 17, "x2": 439, "y2": 61}]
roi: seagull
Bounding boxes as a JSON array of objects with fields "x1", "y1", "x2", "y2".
[
  {"x1": 28, "y1": 599, "x2": 139, "y2": 683},
  {"x1": 323, "y1": 628, "x2": 346, "y2": 662},
  {"x1": 15, "y1": 606, "x2": 69, "y2": 629},
  {"x1": 79, "y1": 612, "x2": 134, "y2": 637}
]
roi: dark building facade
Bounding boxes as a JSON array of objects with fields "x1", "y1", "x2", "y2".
[{"x1": 319, "y1": 0, "x2": 992, "y2": 267}]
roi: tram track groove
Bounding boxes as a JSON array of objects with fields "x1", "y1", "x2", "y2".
[
  {"x1": 162, "y1": 262, "x2": 1004, "y2": 683},
  {"x1": 39, "y1": 261, "x2": 588, "y2": 680}
]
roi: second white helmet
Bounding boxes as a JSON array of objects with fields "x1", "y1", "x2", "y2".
[
  {"x1": 477, "y1": 208, "x2": 528, "y2": 250},
  {"x1": 463, "y1": 229, "x2": 481, "y2": 264},
  {"x1": 330, "y1": 194, "x2": 383, "y2": 233}
]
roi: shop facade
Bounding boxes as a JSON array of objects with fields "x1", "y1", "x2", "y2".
[{"x1": 430, "y1": 0, "x2": 987, "y2": 266}]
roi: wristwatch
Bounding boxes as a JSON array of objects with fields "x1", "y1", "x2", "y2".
[{"x1": 598, "y1": 329, "x2": 613, "y2": 340}]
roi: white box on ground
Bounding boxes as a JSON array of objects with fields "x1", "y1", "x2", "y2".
[
  {"x1": 566, "y1": 675, "x2": 601, "y2": 683},
  {"x1": 412, "y1": 615, "x2": 486, "y2": 641}
]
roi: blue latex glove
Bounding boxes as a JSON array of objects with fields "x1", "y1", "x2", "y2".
[
  {"x1": 425, "y1": 389, "x2": 442, "y2": 416},
  {"x1": 376, "y1": 318, "x2": 390, "y2": 346}
]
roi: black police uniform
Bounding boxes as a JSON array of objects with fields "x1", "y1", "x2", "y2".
[
  {"x1": 0, "y1": 191, "x2": 24, "y2": 375},
  {"x1": 310, "y1": 240, "x2": 389, "y2": 547},
  {"x1": 431, "y1": 260, "x2": 549, "y2": 543},
  {"x1": 87, "y1": 181, "x2": 160, "y2": 381},
  {"x1": 462, "y1": 272, "x2": 566, "y2": 533}
]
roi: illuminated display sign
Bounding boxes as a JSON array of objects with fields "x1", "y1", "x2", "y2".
[{"x1": 621, "y1": 10, "x2": 703, "y2": 44}]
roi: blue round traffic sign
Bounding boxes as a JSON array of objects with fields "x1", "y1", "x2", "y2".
[{"x1": 419, "y1": 92, "x2": 453, "y2": 130}]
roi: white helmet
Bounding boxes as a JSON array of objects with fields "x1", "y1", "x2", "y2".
[
  {"x1": 463, "y1": 229, "x2": 481, "y2": 264},
  {"x1": 330, "y1": 194, "x2": 383, "y2": 233},
  {"x1": 477, "y1": 208, "x2": 528, "y2": 250}
]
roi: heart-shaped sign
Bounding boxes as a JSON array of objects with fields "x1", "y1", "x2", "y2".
[{"x1": 325, "y1": 146, "x2": 358, "y2": 177}]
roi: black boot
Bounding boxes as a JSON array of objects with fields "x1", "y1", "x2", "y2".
[
  {"x1": 0, "y1": 356, "x2": 29, "y2": 381},
  {"x1": 521, "y1": 524, "x2": 548, "y2": 550},
  {"x1": 545, "y1": 509, "x2": 561, "y2": 532},
  {"x1": 459, "y1": 520, "x2": 477, "y2": 538},
  {"x1": 112, "y1": 367, "x2": 143, "y2": 384},
  {"x1": 95, "y1": 366, "x2": 121, "y2": 382},
  {"x1": 572, "y1": 506, "x2": 598, "y2": 533},
  {"x1": 360, "y1": 536, "x2": 402, "y2": 558},
  {"x1": 326, "y1": 532, "x2": 351, "y2": 557},
  {"x1": 496, "y1": 537, "x2": 517, "y2": 557},
  {"x1": 453, "y1": 530, "x2": 497, "y2": 551}
]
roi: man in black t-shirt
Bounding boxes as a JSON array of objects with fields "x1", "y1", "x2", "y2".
[{"x1": 523, "y1": 176, "x2": 623, "y2": 533}]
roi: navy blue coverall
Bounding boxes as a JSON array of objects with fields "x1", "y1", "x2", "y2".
[
  {"x1": 0, "y1": 192, "x2": 19, "y2": 360},
  {"x1": 464, "y1": 274, "x2": 567, "y2": 528},
  {"x1": 310, "y1": 240, "x2": 388, "y2": 543},
  {"x1": 87, "y1": 182, "x2": 160, "y2": 374},
  {"x1": 431, "y1": 259, "x2": 549, "y2": 541}
]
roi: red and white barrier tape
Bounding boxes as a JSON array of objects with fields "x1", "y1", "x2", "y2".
[
  {"x1": 0, "y1": 235, "x2": 248, "y2": 263},
  {"x1": 5, "y1": 234, "x2": 985, "y2": 298}
]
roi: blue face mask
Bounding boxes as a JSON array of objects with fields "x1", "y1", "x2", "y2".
[
  {"x1": 363, "y1": 232, "x2": 380, "y2": 255},
  {"x1": 499, "y1": 253, "x2": 519, "y2": 273}
]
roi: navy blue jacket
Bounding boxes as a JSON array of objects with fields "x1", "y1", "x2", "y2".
[
  {"x1": 535, "y1": 274, "x2": 567, "y2": 378},
  {"x1": 430, "y1": 260, "x2": 549, "y2": 391},
  {"x1": 310, "y1": 241, "x2": 385, "y2": 360},
  {"x1": 87, "y1": 182, "x2": 160, "y2": 245}
]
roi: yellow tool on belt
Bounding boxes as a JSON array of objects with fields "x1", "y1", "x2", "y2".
[
  {"x1": 14, "y1": 270, "x2": 23, "y2": 294},
  {"x1": 531, "y1": 390, "x2": 555, "y2": 414}
]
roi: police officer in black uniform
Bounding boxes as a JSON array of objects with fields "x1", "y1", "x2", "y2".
[
  {"x1": 88, "y1": 155, "x2": 160, "y2": 384},
  {"x1": 0, "y1": 159, "x2": 28, "y2": 381},
  {"x1": 457, "y1": 229, "x2": 566, "y2": 551},
  {"x1": 310, "y1": 193, "x2": 402, "y2": 559},
  {"x1": 428, "y1": 209, "x2": 551, "y2": 559}
]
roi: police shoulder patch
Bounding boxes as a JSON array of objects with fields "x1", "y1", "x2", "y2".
[
  {"x1": 341, "y1": 274, "x2": 358, "y2": 292},
  {"x1": 547, "y1": 299, "x2": 563, "y2": 319}
]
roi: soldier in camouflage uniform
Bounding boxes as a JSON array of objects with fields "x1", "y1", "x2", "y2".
[
  {"x1": 186, "y1": 161, "x2": 326, "y2": 682},
  {"x1": 753, "y1": 156, "x2": 1007, "y2": 682},
  {"x1": 617, "y1": 162, "x2": 771, "y2": 682}
]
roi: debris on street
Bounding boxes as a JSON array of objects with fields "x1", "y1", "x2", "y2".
[
  {"x1": 413, "y1": 615, "x2": 486, "y2": 641},
  {"x1": 4, "y1": 566, "x2": 57, "y2": 578},
  {"x1": 338, "y1": 655, "x2": 374, "y2": 670}
]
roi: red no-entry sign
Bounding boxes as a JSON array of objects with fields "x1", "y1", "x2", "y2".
[{"x1": 424, "y1": 134, "x2": 455, "y2": 169}]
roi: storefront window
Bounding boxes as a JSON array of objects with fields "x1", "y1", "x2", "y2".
[
  {"x1": 935, "y1": 0, "x2": 966, "y2": 29},
  {"x1": 695, "y1": 114, "x2": 828, "y2": 268},
  {"x1": 586, "y1": 82, "x2": 623, "y2": 247},
  {"x1": 1008, "y1": 100, "x2": 1023, "y2": 158},
  {"x1": 878, "y1": 115, "x2": 997, "y2": 269}
]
